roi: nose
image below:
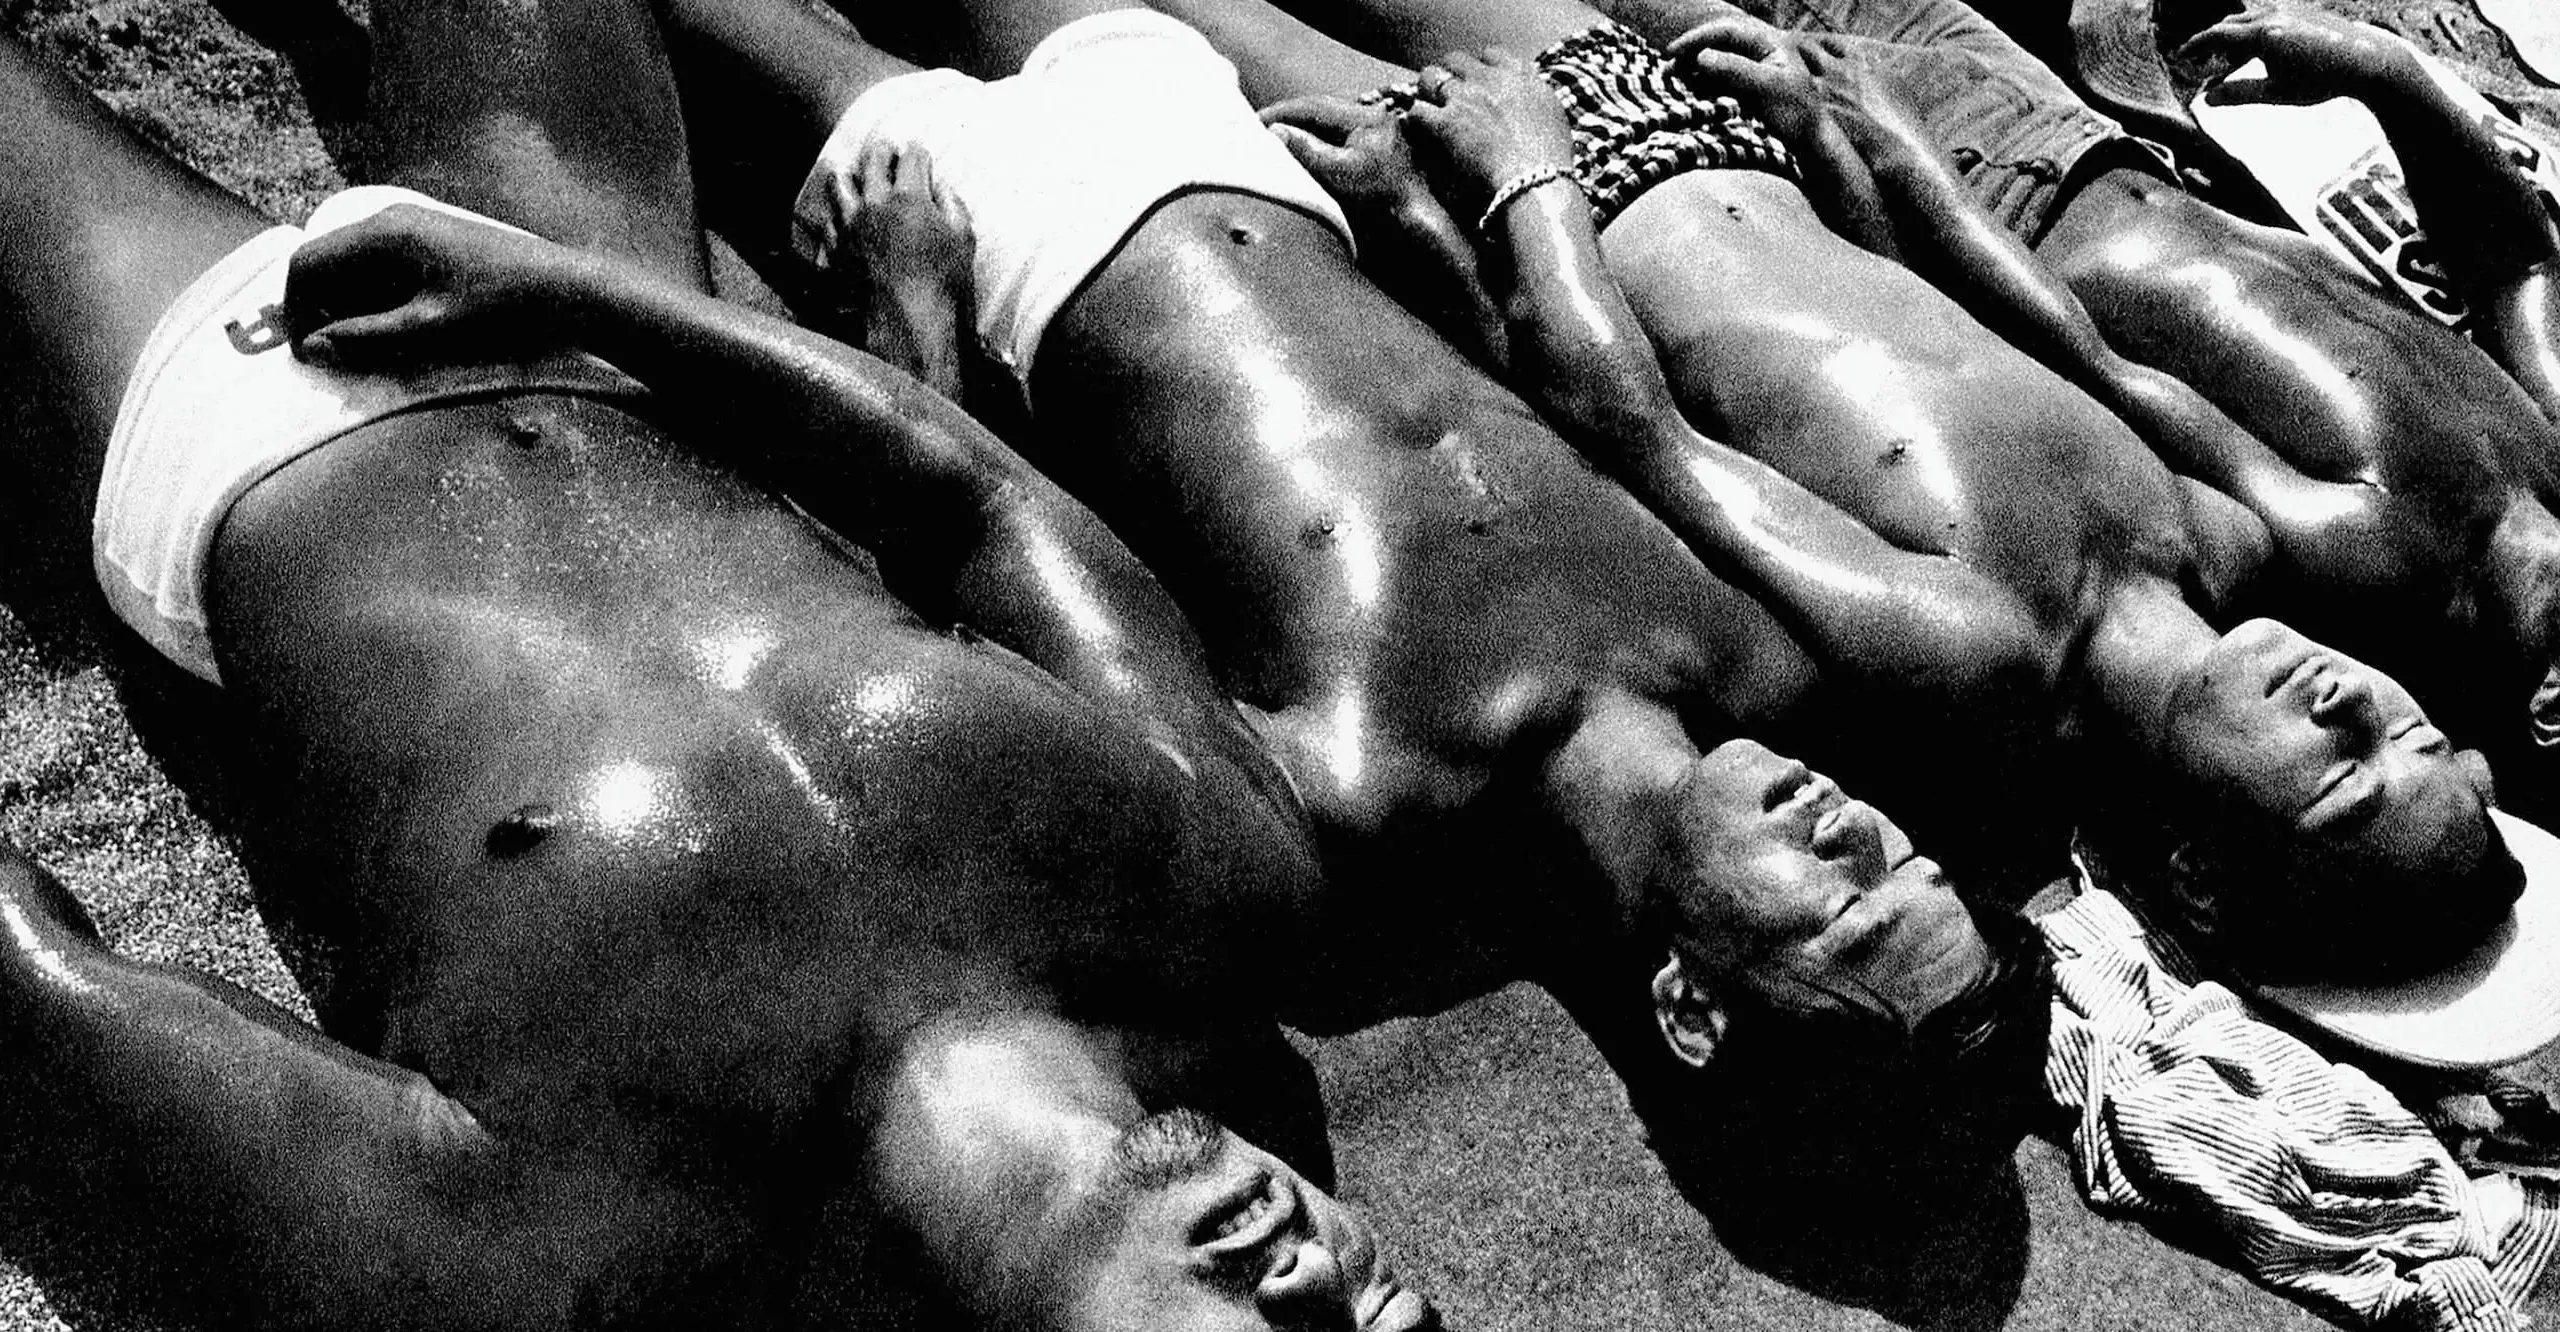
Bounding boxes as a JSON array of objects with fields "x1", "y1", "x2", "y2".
[
  {"x1": 1259, "y1": 1237, "x2": 1355, "y2": 1326},
  {"x1": 1811, "y1": 800, "x2": 1889, "y2": 878},
  {"x1": 2310, "y1": 670, "x2": 2376, "y2": 731}
]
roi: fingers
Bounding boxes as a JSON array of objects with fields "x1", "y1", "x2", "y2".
[
  {"x1": 1267, "y1": 120, "x2": 1362, "y2": 180},
  {"x1": 935, "y1": 179, "x2": 972, "y2": 239},
  {"x1": 1416, "y1": 48, "x2": 1523, "y2": 102},
  {"x1": 294, "y1": 303, "x2": 444, "y2": 369},
  {"x1": 1685, "y1": 48, "x2": 1795, "y2": 104},
  {"x1": 2196, "y1": 72, "x2": 2307, "y2": 107},
  {"x1": 857, "y1": 139, "x2": 896, "y2": 204},
  {"x1": 890, "y1": 146, "x2": 932, "y2": 198},
  {"x1": 2173, "y1": 12, "x2": 2277, "y2": 80},
  {"x1": 1261, "y1": 93, "x2": 1383, "y2": 143},
  {"x1": 282, "y1": 217, "x2": 424, "y2": 336},
  {"x1": 1669, "y1": 15, "x2": 1781, "y2": 65}
]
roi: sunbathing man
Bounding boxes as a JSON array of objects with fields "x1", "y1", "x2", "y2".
[
  {"x1": 0, "y1": 0, "x2": 1457, "y2": 1323},
  {"x1": 849, "y1": 0, "x2": 2530, "y2": 977},
  {"x1": 1582, "y1": 0, "x2": 2560, "y2": 815}
]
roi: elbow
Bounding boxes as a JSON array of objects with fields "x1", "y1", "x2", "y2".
[{"x1": 1916, "y1": 589, "x2": 2067, "y2": 709}]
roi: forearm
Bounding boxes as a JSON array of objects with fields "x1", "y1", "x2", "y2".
[
  {"x1": 1365, "y1": 197, "x2": 1512, "y2": 369},
  {"x1": 1482, "y1": 178, "x2": 1687, "y2": 456},
  {"x1": 2360, "y1": 71, "x2": 2559, "y2": 295},
  {"x1": 1792, "y1": 113, "x2": 1903, "y2": 260},
  {"x1": 1478, "y1": 181, "x2": 2035, "y2": 684},
  {"x1": 547, "y1": 255, "x2": 1280, "y2": 785},
  {"x1": 1592, "y1": 0, "x2": 1727, "y2": 46},
  {"x1": 551, "y1": 247, "x2": 992, "y2": 556},
  {"x1": 2484, "y1": 266, "x2": 2560, "y2": 424}
]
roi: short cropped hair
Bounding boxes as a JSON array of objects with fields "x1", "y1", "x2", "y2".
[
  {"x1": 1642, "y1": 904, "x2": 2054, "y2": 1217},
  {"x1": 2080, "y1": 800, "x2": 2523, "y2": 988}
]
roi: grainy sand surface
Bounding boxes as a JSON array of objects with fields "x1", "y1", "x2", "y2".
[{"x1": 0, "y1": 2, "x2": 2554, "y2": 1330}]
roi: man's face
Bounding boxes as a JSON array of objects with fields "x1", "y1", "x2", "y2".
[
  {"x1": 1663, "y1": 739, "x2": 1990, "y2": 1026},
  {"x1": 2165, "y1": 618, "x2": 2492, "y2": 883},
  {"x1": 1051, "y1": 1110, "x2": 1436, "y2": 1332}
]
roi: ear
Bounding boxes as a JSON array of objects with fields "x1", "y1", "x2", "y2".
[
  {"x1": 2160, "y1": 841, "x2": 2223, "y2": 944},
  {"x1": 1651, "y1": 953, "x2": 1729, "y2": 1069}
]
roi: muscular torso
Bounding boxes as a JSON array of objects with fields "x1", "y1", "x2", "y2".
[
  {"x1": 2038, "y1": 167, "x2": 2560, "y2": 733},
  {"x1": 1602, "y1": 169, "x2": 2205, "y2": 637},
  {"x1": 203, "y1": 392, "x2": 1319, "y2": 1305},
  {"x1": 2043, "y1": 170, "x2": 2555, "y2": 506},
  {"x1": 1027, "y1": 194, "x2": 1821, "y2": 1023}
]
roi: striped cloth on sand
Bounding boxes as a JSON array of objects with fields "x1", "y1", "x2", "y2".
[{"x1": 2041, "y1": 888, "x2": 2560, "y2": 1330}]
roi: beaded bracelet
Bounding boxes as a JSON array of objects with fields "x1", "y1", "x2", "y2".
[{"x1": 1477, "y1": 164, "x2": 1574, "y2": 239}]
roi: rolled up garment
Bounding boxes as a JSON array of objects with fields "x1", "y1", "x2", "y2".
[{"x1": 2040, "y1": 886, "x2": 2560, "y2": 1331}]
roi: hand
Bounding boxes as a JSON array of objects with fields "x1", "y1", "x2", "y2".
[
  {"x1": 1399, "y1": 48, "x2": 1577, "y2": 211},
  {"x1": 812, "y1": 142, "x2": 975, "y2": 395},
  {"x1": 284, "y1": 204, "x2": 580, "y2": 369},
  {"x1": 821, "y1": 140, "x2": 974, "y2": 303},
  {"x1": 2174, "y1": 6, "x2": 2422, "y2": 107},
  {"x1": 1263, "y1": 93, "x2": 1450, "y2": 228},
  {"x1": 1669, "y1": 12, "x2": 1833, "y2": 150}
]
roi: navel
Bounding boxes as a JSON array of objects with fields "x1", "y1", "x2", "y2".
[
  {"x1": 487, "y1": 802, "x2": 557, "y2": 858},
  {"x1": 503, "y1": 411, "x2": 544, "y2": 449}
]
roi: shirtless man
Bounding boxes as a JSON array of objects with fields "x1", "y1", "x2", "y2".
[
  {"x1": 0, "y1": 0, "x2": 1448, "y2": 1323},
  {"x1": 658, "y1": 0, "x2": 2553, "y2": 1146},
  {"x1": 1589, "y1": 0, "x2": 2560, "y2": 818},
  {"x1": 818, "y1": 0, "x2": 2524, "y2": 984}
]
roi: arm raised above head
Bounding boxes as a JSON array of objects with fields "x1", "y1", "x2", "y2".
[
  {"x1": 2177, "y1": 8, "x2": 2560, "y2": 421},
  {"x1": 282, "y1": 207, "x2": 1294, "y2": 811}
]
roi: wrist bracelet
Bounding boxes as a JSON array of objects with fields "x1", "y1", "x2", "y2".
[{"x1": 1477, "y1": 164, "x2": 1574, "y2": 239}]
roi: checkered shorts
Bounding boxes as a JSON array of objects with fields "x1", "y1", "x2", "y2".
[
  {"x1": 1372, "y1": 20, "x2": 1800, "y2": 230},
  {"x1": 1536, "y1": 20, "x2": 1800, "y2": 227}
]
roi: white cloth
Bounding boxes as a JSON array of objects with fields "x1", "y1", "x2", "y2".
[
  {"x1": 2041, "y1": 887, "x2": 2560, "y2": 1331},
  {"x1": 95, "y1": 185, "x2": 642, "y2": 683},
  {"x1": 791, "y1": 8, "x2": 1354, "y2": 385}
]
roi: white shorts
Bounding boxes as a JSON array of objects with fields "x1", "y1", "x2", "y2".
[
  {"x1": 94, "y1": 185, "x2": 642, "y2": 684},
  {"x1": 791, "y1": 8, "x2": 1354, "y2": 387}
]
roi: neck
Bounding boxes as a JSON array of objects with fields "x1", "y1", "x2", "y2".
[
  {"x1": 2076, "y1": 574, "x2": 2222, "y2": 762},
  {"x1": 1545, "y1": 686, "x2": 1702, "y2": 931}
]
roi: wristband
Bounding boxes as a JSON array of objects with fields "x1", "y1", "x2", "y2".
[{"x1": 1477, "y1": 164, "x2": 1574, "y2": 239}]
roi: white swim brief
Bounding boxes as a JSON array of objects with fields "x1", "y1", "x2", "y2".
[
  {"x1": 791, "y1": 7, "x2": 1355, "y2": 387},
  {"x1": 95, "y1": 185, "x2": 643, "y2": 684}
]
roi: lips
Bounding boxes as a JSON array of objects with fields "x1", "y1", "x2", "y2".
[
  {"x1": 1809, "y1": 798, "x2": 1866, "y2": 851},
  {"x1": 1361, "y1": 1282, "x2": 1440, "y2": 1331},
  {"x1": 1199, "y1": 1169, "x2": 1296, "y2": 1264},
  {"x1": 1764, "y1": 759, "x2": 1818, "y2": 809},
  {"x1": 2268, "y1": 648, "x2": 2327, "y2": 703},
  {"x1": 1768, "y1": 765, "x2": 1842, "y2": 829}
]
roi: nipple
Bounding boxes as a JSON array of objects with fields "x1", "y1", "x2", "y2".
[
  {"x1": 487, "y1": 803, "x2": 557, "y2": 857},
  {"x1": 1228, "y1": 222, "x2": 1262, "y2": 246}
]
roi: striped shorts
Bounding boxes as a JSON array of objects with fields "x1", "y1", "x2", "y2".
[{"x1": 1366, "y1": 20, "x2": 1800, "y2": 231}]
